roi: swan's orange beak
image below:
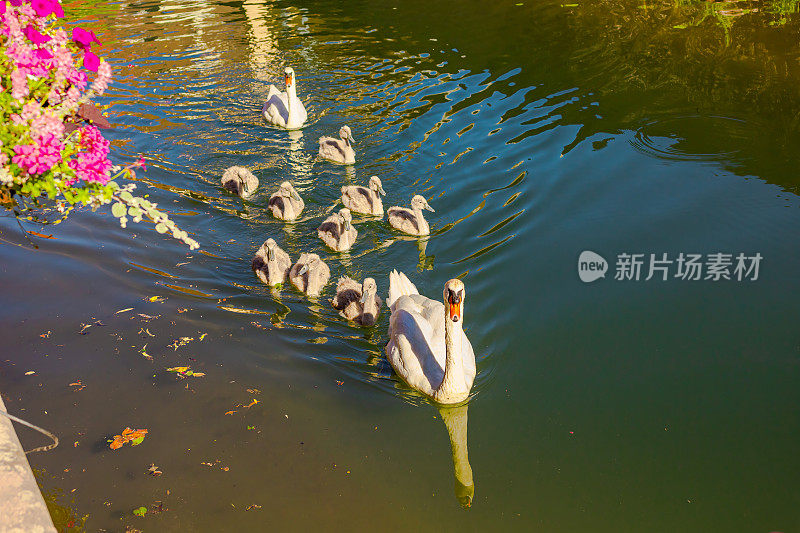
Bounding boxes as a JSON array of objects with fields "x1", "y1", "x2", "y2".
[
  {"x1": 447, "y1": 297, "x2": 462, "y2": 323},
  {"x1": 284, "y1": 73, "x2": 292, "y2": 87}
]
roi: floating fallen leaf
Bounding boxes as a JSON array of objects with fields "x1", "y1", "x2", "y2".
[
  {"x1": 167, "y1": 366, "x2": 204, "y2": 378},
  {"x1": 245, "y1": 504, "x2": 262, "y2": 511},
  {"x1": 168, "y1": 337, "x2": 194, "y2": 351},
  {"x1": 336, "y1": 380, "x2": 344, "y2": 386},
  {"x1": 133, "y1": 506, "x2": 147, "y2": 517},
  {"x1": 25, "y1": 371, "x2": 35, "y2": 376},
  {"x1": 138, "y1": 328, "x2": 155, "y2": 337},
  {"x1": 116, "y1": 307, "x2": 134, "y2": 314},
  {"x1": 147, "y1": 464, "x2": 162, "y2": 476},
  {"x1": 74, "y1": 441, "x2": 79, "y2": 447},
  {"x1": 246, "y1": 388, "x2": 261, "y2": 395},
  {"x1": 78, "y1": 323, "x2": 92, "y2": 335},
  {"x1": 224, "y1": 410, "x2": 236, "y2": 416},
  {"x1": 177, "y1": 307, "x2": 188, "y2": 313},
  {"x1": 175, "y1": 262, "x2": 190, "y2": 267},
  {"x1": 69, "y1": 381, "x2": 86, "y2": 391},
  {"x1": 109, "y1": 427, "x2": 148, "y2": 450},
  {"x1": 147, "y1": 296, "x2": 166, "y2": 303},
  {"x1": 138, "y1": 313, "x2": 160, "y2": 321},
  {"x1": 40, "y1": 330, "x2": 51, "y2": 338},
  {"x1": 139, "y1": 345, "x2": 153, "y2": 361},
  {"x1": 198, "y1": 333, "x2": 207, "y2": 341},
  {"x1": 26, "y1": 230, "x2": 56, "y2": 239}
]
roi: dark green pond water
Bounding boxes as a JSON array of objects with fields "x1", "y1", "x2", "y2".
[{"x1": 2, "y1": 0, "x2": 800, "y2": 530}]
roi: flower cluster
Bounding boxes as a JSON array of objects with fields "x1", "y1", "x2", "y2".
[{"x1": 0, "y1": 0, "x2": 198, "y2": 249}]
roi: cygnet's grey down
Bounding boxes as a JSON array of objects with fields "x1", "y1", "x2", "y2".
[
  {"x1": 330, "y1": 276, "x2": 382, "y2": 326},
  {"x1": 289, "y1": 253, "x2": 330, "y2": 296},
  {"x1": 341, "y1": 176, "x2": 386, "y2": 216},
  {"x1": 268, "y1": 181, "x2": 304, "y2": 221},
  {"x1": 252, "y1": 238, "x2": 291, "y2": 287},
  {"x1": 387, "y1": 194, "x2": 435, "y2": 236},
  {"x1": 317, "y1": 208, "x2": 357, "y2": 251},
  {"x1": 221, "y1": 166, "x2": 258, "y2": 198},
  {"x1": 318, "y1": 125, "x2": 355, "y2": 165}
]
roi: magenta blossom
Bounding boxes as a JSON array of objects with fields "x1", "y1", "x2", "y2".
[
  {"x1": 83, "y1": 50, "x2": 100, "y2": 72},
  {"x1": 10, "y1": 0, "x2": 24, "y2": 7},
  {"x1": 24, "y1": 25, "x2": 51, "y2": 45},
  {"x1": 136, "y1": 157, "x2": 146, "y2": 171},
  {"x1": 31, "y1": 0, "x2": 63, "y2": 18},
  {"x1": 72, "y1": 27, "x2": 100, "y2": 50}
]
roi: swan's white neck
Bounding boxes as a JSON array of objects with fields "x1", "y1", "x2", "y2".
[
  {"x1": 286, "y1": 82, "x2": 296, "y2": 116},
  {"x1": 435, "y1": 310, "x2": 467, "y2": 403}
]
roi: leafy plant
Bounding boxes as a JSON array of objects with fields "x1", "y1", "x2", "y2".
[{"x1": 0, "y1": 0, "x2": 198, "y2": 249}]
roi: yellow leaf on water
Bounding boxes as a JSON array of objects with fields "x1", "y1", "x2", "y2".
[{"x1": 167, "y1": 366, "x2": 190, "y2": 373}]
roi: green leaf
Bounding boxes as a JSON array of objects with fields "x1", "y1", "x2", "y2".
[
  {"x1": 131, "y1": 436, "x2": 145, "y2": 446},
  {"x1": 111, "y1": 203, "x2": 126, "y2": 218},
  {"x1": 119, "y1": 191, "x2": 134, "y2": 202},
  {"x1": 155, "y1": 223, "x2": 168, "y2": 234},
  {"x1": 133, "y1": 506, "x2": 147, "y2": 517},
  {"x1": 128, "y1": 206, "x2": 142, "y2": 217}
]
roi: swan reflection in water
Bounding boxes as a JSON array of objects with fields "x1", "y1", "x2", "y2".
[{"x1": 438, "y1": 403, "x2": 474, "y2": 508}]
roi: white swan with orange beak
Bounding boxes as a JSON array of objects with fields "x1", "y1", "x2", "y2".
[
  {"x1": 262, "y1": 67, "x2": 308, "y2": 129},
  {"x1": 386, "y1": 271, "x2": 476, "y2": 404}
]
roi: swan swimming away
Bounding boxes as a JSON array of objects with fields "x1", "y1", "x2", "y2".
[
  {"x1": 387, "y1": 194, "x2": 435, "y2": 236},
  {"x1": 386, "y1": 271, "x2": 476, "y2": 404},
  {"x1": 262, "y1": 67, "x2": 308, "y2": 129},
  {"x1": 268, "y1": 181, "x2": 304, "y2": 221},
  {"x1": 252, "y1": 238, "x2": 291, "y2": 287},
  {"x1": 341, "y1": 176, "x2": 385, "y2": 216},
  {"x1": 221, "y1": 166, "x2": 258, "y2": 198},
  {"x1": 289, "y1": 253, "x2": 330, "y2": 296},
  {"x1": 318, "y1": 125, "x2": 355, "y2": 165},
  {"x1": 331, "y1": 276, "x2": 382, "y2": 326},
  {"x1": 318, "y1": 208, "x2": 357, "y2": 251}
]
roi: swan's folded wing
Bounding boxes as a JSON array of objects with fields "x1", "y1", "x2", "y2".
[
  {"x1": 263, "y1": 92, "x2": 289, "y2": 125},
  {"x1": 388, "y1": 305, "x2": 442, "y2": 397}
]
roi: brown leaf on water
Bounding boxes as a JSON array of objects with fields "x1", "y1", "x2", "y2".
[
  {"x1": 69, "y1": 381, "x2": 86, "y2": 391},
  {"x1": 147, "y1": 464, "x2": 162, "y2": 476},
  {"x1": 109, "y1": 427, "x2": 148, "y2": 450},
  {"x1": 224, "y1": 410, "x2": 237, "y2": 416},
  {"x1": 40, "y1": 330, "x2": 51, "y2": 338},
  {"x1": 245, "y1": 504, "x2": 262, "y2": 511},
  {"x1": 246, "y1": 388, "x2": 261, "y2": 395},
  {"x1": 26, "y1": 230, "x2": 55, "y2": 239},
  {"x1": 76, "y1": 103, "x2": 111, "y2": 128}
]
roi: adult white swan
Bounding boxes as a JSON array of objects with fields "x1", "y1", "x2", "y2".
[
  {"x1": 262, "y1": 67, "x2": 308, "y2": 129},
  {"x1": 386, "y1": 271, "x2": 476, "y2": 404}
]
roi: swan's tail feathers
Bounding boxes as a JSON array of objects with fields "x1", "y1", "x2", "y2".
[{"x1": 388, "y1": 270, "x2": 419, "y2": 308}]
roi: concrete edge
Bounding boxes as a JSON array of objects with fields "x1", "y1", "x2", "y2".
[{"x1": 0, "y1": 393, "x2": 56, "y2": 533}]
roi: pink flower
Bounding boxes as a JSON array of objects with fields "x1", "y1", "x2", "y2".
[
  {"x1": 67, "y1": 125, "x2": 112, "y2": 185},
  {"x1": 71, "y1": 27, "x2": 99, "y2": 50},
  {"x1": 135, "y1": 157, "x2": 146, "y2": 171},
  {"x1": 11, "y1": 68, "x2": 29, "y2": 100},
  {"x1": 10, "y1": 0, "x2": 24, "y2": 7},
  {"x1": 12, "y1": 134, "x2": 64, "y2": 175},
  {"x1": 31, "y1": 0, "x2": 63, "y2": 18},
  {"x1": 83, "y1": 50, "x2": 99, "y2": 72},
  {"x1": 23, "y1": 25, "x2": 51, "y2": 45},
  {"x1": 90, "y1": 59, "x2": 111, "y2": 95}
]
